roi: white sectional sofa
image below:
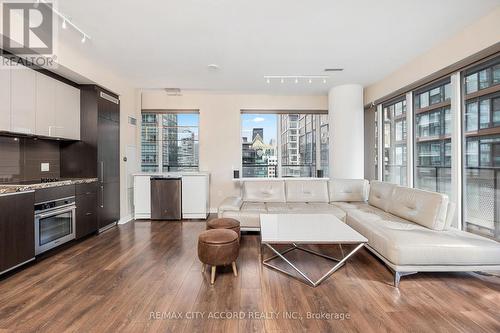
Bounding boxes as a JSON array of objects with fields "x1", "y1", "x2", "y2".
[{"x1": 218, "y1": 178, "x2": 500, "y2": 286}]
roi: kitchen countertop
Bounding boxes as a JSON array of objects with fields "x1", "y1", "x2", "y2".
[{"x1": 0, "y1": 178, "x2": 99, "y2": 195}]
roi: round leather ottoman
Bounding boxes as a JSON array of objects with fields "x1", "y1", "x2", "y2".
[
  {"x1": 198, "y1": 229, "x2": 239, "y2": 284},
  {"x1": 206, "y1": 218, "x2": 241, "y2": 239}
]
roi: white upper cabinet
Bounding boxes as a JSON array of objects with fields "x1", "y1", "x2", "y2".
[
  {"x1": 11, "y1": 66, "x2": 36, "y2": 134},
  {"x1": 55, "y1": 80, "x2": 80, "y2": 140},
  {"x1": 35, "y1": 72, "x2": 56, "y2": 137},
  {"x1": 1, "y1": 63, "x2": 80, "y2": 140},
  {"x1": 0, "y1": 57, "x2": 11, "y2": 131}
]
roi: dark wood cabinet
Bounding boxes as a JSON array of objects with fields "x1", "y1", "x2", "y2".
[
  {"x1": 76, "y1": 183, "x2": 98, "y2": 239},
  {"x1": 61, "y1": 85, "x2": 120, "y2": 231},
  {"x1": 0, "y1": 192, "x2": 35, "y2": 274}
]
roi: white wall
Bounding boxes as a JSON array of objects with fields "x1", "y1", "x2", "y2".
[
  {"x1": 364, "y1": 6, "x2": 500, "y2": 104},
  {"x1": 142, "y1": 91, "x2": 328, "y2": 210},
  {"x1": 328, "y1": 85, "x2": 364, "y2": 179}
]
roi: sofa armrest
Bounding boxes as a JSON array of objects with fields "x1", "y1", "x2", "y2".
[{"x1": 219, "y1": 196, "x2": 243, "y2": 212}]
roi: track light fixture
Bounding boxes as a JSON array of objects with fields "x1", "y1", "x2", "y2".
[
  {"x1": 37, "y1": 0, "x2": 91, "y2": 43},
  {"x1": 264, "y1": 75, "x2": 330, "y2": 84}
]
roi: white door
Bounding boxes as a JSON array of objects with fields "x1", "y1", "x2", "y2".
[
  {"x1": 35, "y1": 73, "x2": 56, "y2": 137},
  {"x1": 11, "y1": 66, "x2": 36, "y2": 134},
  {"x1": 0, "y1": 56, "x2": 11, "y2": 131}
]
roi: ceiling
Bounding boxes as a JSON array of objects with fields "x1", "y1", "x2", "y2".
[{"x1": 57, "y1": 0, "x2": 500, "y2": 94}]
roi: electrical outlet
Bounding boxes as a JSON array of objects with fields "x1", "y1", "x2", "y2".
[{"x1": 41, "y1": 163, "x2": 50, "y2": 172}]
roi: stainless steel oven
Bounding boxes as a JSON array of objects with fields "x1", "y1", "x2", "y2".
[{"x1": 34, "y1": 196, "x2": 76, "y2": 255}]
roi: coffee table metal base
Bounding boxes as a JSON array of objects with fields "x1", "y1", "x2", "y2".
[{"x1": 261, "y1": 242, "x2": 365, "y2": 287}]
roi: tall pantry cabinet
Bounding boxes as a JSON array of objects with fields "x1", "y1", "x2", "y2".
[{"x1": 61, "y1": 85, "x2": 120, "y2": 230}]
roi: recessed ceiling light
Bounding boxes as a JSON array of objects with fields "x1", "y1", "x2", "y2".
[{"x1": 208, "y1": 64, "x2": 220, "y2": 70}]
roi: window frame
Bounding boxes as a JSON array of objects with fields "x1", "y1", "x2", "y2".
[{"x1": 140, "y1": 110, "x2": 200, "y2": 172}]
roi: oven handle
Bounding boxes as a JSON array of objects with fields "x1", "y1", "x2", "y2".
[
  {"x1": 36, "y1": 205, "x2": 76, "y2": 219},
  {"x1": 35, "y1": 202, "x2": 76, "y2": 215}
]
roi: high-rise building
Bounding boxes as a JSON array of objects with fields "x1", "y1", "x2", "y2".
[
  {"x1": 252, "y1": 128, "x2": 264, "y2": 141},
  {"x1": 279, "y1": 114, "x2": 328, "y2": 177},
  {"x1": 141, "y1": 113, "x2": 159, "y2": 172}
]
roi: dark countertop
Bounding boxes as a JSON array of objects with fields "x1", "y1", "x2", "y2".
[{"x1": 0, "y1": 178, "x2": 99, "y2": 195}]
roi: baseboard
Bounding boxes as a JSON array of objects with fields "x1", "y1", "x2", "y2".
[
  {"x1": 209, "y1": 208, "x2": 218, "y2": 214},
  {"x1": 118, "y1": 215, "x2": 133, "y2": 225}
]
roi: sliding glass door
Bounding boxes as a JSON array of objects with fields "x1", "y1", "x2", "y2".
[
  {"x1": 463, "y1": 57, "x2": 500, "y2": 240},
  {"x1": 382, "y1": 98, "x2": 407, "y2": 185},
  {"x1": 413, "y1": 79, "x2": 452, "y2": 197}
]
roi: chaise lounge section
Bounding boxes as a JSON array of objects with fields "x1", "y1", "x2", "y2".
[{"x1": 219, "y1": 178, "x2": 500, "y2": 286}]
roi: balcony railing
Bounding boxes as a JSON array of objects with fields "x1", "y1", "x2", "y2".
[
  {"x1": 415, "y1": 165, "x2": 500, "y2": 240},
  {"x1": 241, "y1": 164, "x2": 319, "y2": 178}
]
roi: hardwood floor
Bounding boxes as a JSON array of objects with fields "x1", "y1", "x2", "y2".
[{"x1": 0, "y1": 219, "x2": 499, "y2": 332}]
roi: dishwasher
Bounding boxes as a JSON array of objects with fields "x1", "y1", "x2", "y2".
[{"x1": 150, "y1": 177, "x2": 182, "y2": 220}]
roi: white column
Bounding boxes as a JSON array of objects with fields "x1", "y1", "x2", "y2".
[{"x1": 328, "y1": 84, "x2": 364, "y2": 179}]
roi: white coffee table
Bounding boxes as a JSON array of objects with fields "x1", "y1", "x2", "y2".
[{"x1": 260, "y1": 213, "x2": 367, "y2": 287}]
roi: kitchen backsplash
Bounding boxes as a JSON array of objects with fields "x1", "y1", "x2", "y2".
[{"x1": 0, "y1": 136, "x2": 60, "y2": 183}]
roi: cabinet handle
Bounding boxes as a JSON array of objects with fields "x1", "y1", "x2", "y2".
[
  {"x1": 85, "y1": 212, "x2": 93, "y2": 216},
  {"x1": 100, "y1": 161, "x2": 104, "y2": 183},
  {"x1": 100, "y1": 186, "x2": 104, "y2": 208},
  {"x1": 85, "y1": 192, "x2": 92, "y2": 195}
]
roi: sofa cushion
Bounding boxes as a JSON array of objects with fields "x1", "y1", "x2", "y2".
[
  {"x1": 368, "y1": 181, "x2": 396, "y2": 212},
  {"x1": 243, "y1": 181, "x2": 285, "y2": 203},
  {"x1": 329, "y1": 179, "x2": 369, "y2": 202},
  {"x1": 219, "y1": 210, "x2": 261, "y2": 228},
  {"x1": 347, "y1": 210, "x2": 500, "y2": 266},
  {"x1": 218, "y1": 196, "x2": 243, "y2": 212},
  {"x1": 388, "y1": 186, "x2": 449, "y2": 231},
  {"x1": 285, "y1": 180, "x2": 329, "y2": 203},
  {"x1": 241, "y1": 202, "x2": 267, "y2": 212},
  {"x1": 265, "y1": 202, "x2": 290, "y2": 212},
  {"x1": 303, "y1": 203, "x2": 347, "y2": 221}
]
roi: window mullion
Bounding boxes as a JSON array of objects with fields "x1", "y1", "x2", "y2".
[{"x1": 451, "y1": 71, "x2": 462, "y2": 229}]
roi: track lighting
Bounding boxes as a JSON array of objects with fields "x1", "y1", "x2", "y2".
[
  {"x1": 263, "y1": 75, "x2": 330, "y2": 85},
  {"x1": 37, "y1": 0, "x2": 91, "y2": 43}
]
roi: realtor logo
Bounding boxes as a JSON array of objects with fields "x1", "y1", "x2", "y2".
[{"x1": 2, "y1": 1, "x2": 53, "y2": 54}]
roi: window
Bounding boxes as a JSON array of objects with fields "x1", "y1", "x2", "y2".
[
  {"x1": 414, "y1": 79, "x2": 452, "y2": 197},
  {"x1": 465, "y1": 59, "x2": 500, "y2": 94},
  {"x1": 241, "y1": 112, "x2": 328, "y2": 178},
  {"x1": 463, "y1": 56, "x2": 500, "y2": 240},
  {"x1": 382, "y1": 98, "x2": 407, "y2": 185},
  {"x1": 141, "y1": 112, "x2": 199, "y2": 172}
]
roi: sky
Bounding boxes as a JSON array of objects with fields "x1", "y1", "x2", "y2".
[{"x1": 241, "y1": 114, "x2": 277, "y2": 144}]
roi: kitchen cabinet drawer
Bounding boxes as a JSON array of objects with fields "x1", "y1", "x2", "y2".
[
  {"x1": 76, "y1": 192, "x2": 98, "y2": 239},
  {"x1": 0, "y1": 192, "x2": 35, "y2": 274},
  {"x1": 76, "y1": 182, "x2": 98, "y2": 195},
  {"x1": 35, "y1": 185, "x2": 76, "y2": 203}
]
